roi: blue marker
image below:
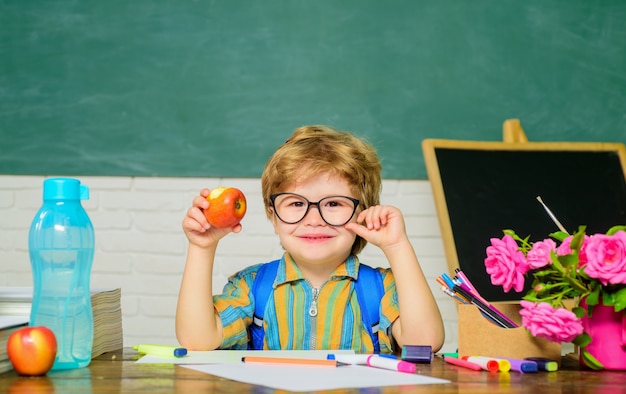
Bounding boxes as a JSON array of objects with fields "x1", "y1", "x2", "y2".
[
  {"x1": 440, "y1": 273, "x2": 456, "y2": 289},
  {"x1": 502, "y1": 357, "x2": 538, "y2": 373},
  {"x1": 525, "y1": 357, "x2": 558, "y2": 371}
]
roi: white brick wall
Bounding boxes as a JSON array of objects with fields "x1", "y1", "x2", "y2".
[{"x1": 0, "y1": 175, "x2": 458, "y2": 352}]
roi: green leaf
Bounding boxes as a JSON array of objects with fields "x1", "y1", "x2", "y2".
[
  {"x1": 569, "y1": 226, "x2": 587, "y2": 251},
  {"x1": 573, "y1": 332, "x2": 592, "y2": 348},
  {"x1": 612, "y1": 287, "x2": 626, "y2": 312},
  {"x1": 549, "y1": 230, "x2": 570, "y2": 242},
  {"x1": 586, "y1": 286, "x2": 601, "y2": 307},
  {"x1": 571, "y1": 306, "x2": 586, "y2": 319},
  {"x1": 551, "y1": 254, "x2": 565, "y2": 272},
  {"x1": 559, "y1": 254, "x2": 578, "y2": 269},
  {"x1": 607, "y1": 225, "x2": 626, "y2": 235},
  {"x1": 602, "y1": 292, "x2": 615, "y2": 307},
  {"x1": 579, "y1": 348, "x2": 604, "y2": 370}
]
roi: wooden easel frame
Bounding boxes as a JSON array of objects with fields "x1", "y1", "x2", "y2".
[{"x1": 422, "y1": 119, "x2": 626, "y2": 278}]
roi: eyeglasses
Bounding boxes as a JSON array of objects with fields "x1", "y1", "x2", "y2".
[{"x1": 269, "y1": 193, "x2": 361, "y2": 226}]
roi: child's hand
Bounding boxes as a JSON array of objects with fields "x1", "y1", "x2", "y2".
[
  {"x1": 345, "y1": 205, "x2": 408, "y2": 251},
  {"x1": 182, "y1": 188, "x2": 242, "y2": 248}
]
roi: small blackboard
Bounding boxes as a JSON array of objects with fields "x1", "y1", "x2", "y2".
[{"x1": 422, "y1": 138, "x2": 626, "y2": 301}]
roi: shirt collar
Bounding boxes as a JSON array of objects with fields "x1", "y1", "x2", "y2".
[{"x1": 274, "y1": 253, "x2": 361, "y2": 287}]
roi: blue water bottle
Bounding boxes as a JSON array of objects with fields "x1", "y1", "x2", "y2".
[{"x1": 29, "y1": 178, "x2": 95, "y2": 370}]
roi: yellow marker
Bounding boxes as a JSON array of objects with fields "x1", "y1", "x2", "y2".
[{"x1": 133, "y1": 344, "x2": 188, "y2": 358}]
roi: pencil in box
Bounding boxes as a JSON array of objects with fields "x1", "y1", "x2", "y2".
[
  {"x1": 452, "y1": 270, "x2": 518, "y2": 328},
  {"x1": 453, "y1": 285, "x2": 517, "y2": 328}
]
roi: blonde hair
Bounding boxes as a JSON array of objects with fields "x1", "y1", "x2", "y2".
[{"x1": 261, "y1": 125, "x2": 382, "y2": 255}]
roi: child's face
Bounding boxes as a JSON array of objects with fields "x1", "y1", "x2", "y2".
[{"x1": 271, "y1": 171, "x2": 359, "y2": 268}]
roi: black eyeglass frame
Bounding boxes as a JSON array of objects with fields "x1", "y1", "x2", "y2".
[{"x1": 269, "y1": 192, "x2": 361, "y2": 226}]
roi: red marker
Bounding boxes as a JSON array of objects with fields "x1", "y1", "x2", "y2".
[
  {"x1": 461, "y1": 356, "x2": 499, "y2": 372},
  {"x1": 443, "y1": 356, "x2": 483, "y2": 371}
]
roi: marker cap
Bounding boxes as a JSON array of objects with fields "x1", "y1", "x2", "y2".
[
  {"x1": 401, "y1": 345, "x2": 433, "y2": 364},
  {"x1": 366, "y1": 355, "x2": 417, "y2": 374}
]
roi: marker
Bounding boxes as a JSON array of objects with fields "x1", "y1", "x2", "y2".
[
  {"x1": 464, "y1": 356, "x2": 509, "y2": 372},
  {"x1": 440, "y1": 285, "x2": 469, "y2": 304},
  {"x1": 525, "y1": 357, "x2": 559, "y2": 372},
  {"x1": 366, "y1": 355, "x2": 416, "y2": 374},
  {"x1": 327, "y1": 353, "x2": 396, "y2": 364},
  {"x1": 401, "y1": 345, "x2": 433, "y2": 364},
  {"x1": 454, "y1": 269, "x2": 477, "y2": 293},
  {"x1": 133, "y1": 344, "x2": 188, "y2": 358},
  {"x1": 440, "y1": 273, "x2": 457, "y2": 289},
  {"x1": 443, "y1": 356, "x2": 483, "y2": 371},
  {"x1": 453, "y1": 286, "x2": 517, "y2": 328},
  {"x1": 490, "y1": 357, "x2": 511, "y2": 372},
  {"x1": 502, "y1": 357, "x2": 538, "y2": 373},
  {"x1": 436, "y1": 276, "x2": 448, "y2": 289},
  {"x1": 461, "y1": 356, "x2": 499, "y2": 372},
  {"x1": 467, "y1": 356, "x2": 511, "y2": 372},
  {"x1": 242, "y1": 356, "x2": 346, "y2": 367}
]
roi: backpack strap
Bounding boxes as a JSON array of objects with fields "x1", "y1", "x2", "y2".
[
  {"x1": 354, "y1": 263, "x2": 385, "y2": 353},
  {"x1": 249, "y1": 259, "x2": 280, "y2": 350}
]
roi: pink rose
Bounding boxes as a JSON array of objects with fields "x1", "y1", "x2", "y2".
[
  {"x1": 557, "y1": 235, "x2": 589, "y2": 266},
  {"x1": 526, "y1": 239, "x2": 556, "y2": 269},
  {"x1": 583, "y1": 231, "x2": 626, "y2": 285},
  {"x1": 484, "y1": 235, "x2": 529, "y2": 293},
  {"x1": 519, "y1": 301, "x2": 583, "y2": 343}
]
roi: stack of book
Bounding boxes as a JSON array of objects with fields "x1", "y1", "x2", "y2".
[
  {"x1": 90, "y1": 287, "x2": 124, "y2": 358},
  {"x1": 0, "y1": 287, "x2": 123, "y2": 366},
  {"x1": 0, "y1": 315, "x2": 29, "y2": 373}
]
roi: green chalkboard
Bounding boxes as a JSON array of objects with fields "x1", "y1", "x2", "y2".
[{"x1": 1, "y1": 1, "x2": 625, "y2": 178}]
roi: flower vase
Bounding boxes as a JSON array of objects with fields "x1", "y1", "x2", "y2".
[{"x1": 579, "y1": 299, "x2": 626, "y2": 370}]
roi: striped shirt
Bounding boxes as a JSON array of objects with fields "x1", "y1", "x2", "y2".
[{"x1": 213, "y1": 253, "x2": 400, "y2": 353}]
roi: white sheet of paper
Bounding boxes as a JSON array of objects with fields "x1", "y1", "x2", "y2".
[
  {"x1": 182, "y1": 363, "x2": 450, "y2": 391},
  {"x1": 135, "y1": 349, "x2": 355, "y2": 364}
]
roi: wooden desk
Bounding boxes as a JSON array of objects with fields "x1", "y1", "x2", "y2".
[{"x1": 0, "y1": 349, "x2": 624, "y2": 393}]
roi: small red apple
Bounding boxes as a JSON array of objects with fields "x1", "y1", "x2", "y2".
[
  {"x1": 7, "y1": 326, "x2": 57, "y2": 376},
  {"x1": 203, "y1": 187, "x2": 247, "y2": 228}
]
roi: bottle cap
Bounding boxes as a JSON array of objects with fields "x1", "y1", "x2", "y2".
[{"x1": 43, "y1": 178, "x2": 90, "y2": 201}]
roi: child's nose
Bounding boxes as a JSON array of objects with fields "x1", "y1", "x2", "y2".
[{"x1": 302, "y1": 204, "x2": 326, "y2": 224}]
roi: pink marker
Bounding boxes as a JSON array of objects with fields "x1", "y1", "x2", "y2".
[{"x1": 366, "y1": 355, "x2": 416, "y2": 374}]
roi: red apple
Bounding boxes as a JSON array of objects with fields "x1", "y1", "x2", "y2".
[
  {"x1": 7, "y1": 326, "x2": 57, "y2": 376},
  {"x1": 204, "y1": 187, "x2": 247, "y2": 228}
]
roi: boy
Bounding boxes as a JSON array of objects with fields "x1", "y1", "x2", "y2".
[{"x1": 176, "y1": 125, "x2": 444, "y2": 353}]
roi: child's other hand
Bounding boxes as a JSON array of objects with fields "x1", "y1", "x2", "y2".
[
  {"x1": 345, "y1": 205, "x2": 408, "y2": 251},
  {"x1": 182, "y1": 188, "x2": 242, "y2": 248}
]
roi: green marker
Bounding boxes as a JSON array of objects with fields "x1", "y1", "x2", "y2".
[{"x1": 133, "y1": 344, "x2": 188, "y2": 358}]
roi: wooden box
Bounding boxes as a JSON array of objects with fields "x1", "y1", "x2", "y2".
[{"x1": 457, "y1": 303, "x2": 561, "y2": 362}]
